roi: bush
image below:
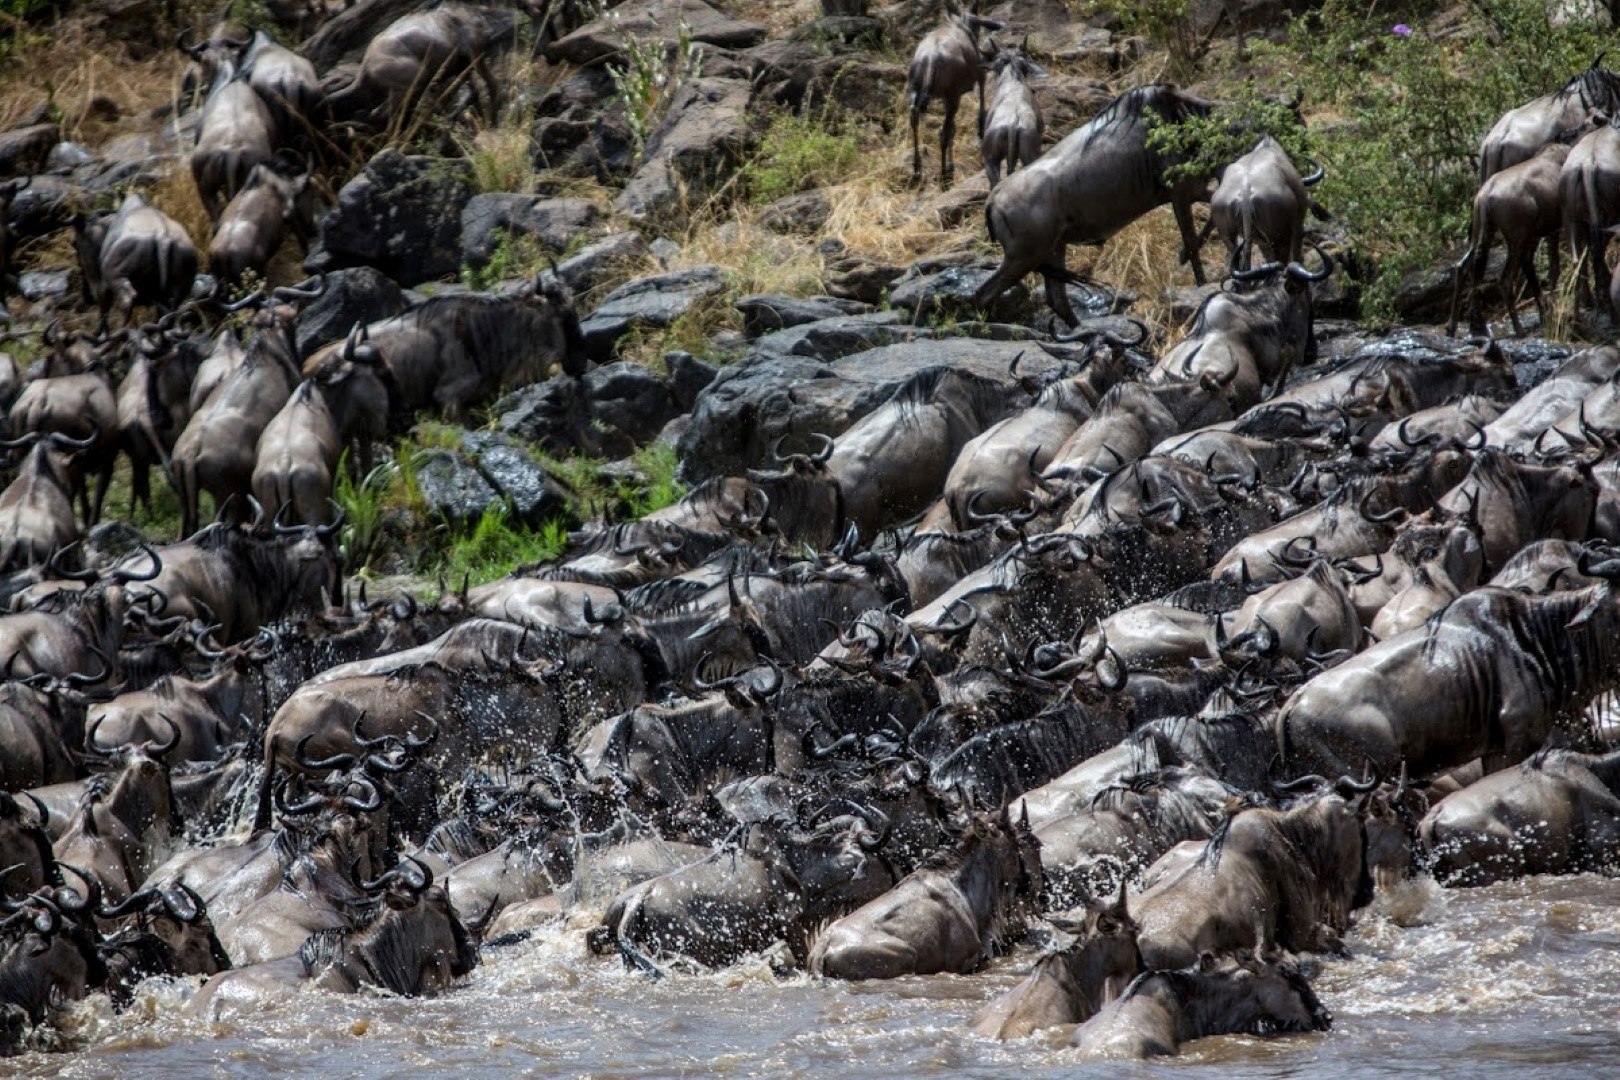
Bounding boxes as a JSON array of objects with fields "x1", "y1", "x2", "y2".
[
  {"x1": 743, "y1": 111, "x2": 863, "y2": 205},
  {"x1": 1086, "y1": 0, "x2": 1208, "y2": 74}
]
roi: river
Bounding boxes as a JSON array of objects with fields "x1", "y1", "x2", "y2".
[{"x1": 13, "y1": 874, "x2": 1620, "y2": 1078}]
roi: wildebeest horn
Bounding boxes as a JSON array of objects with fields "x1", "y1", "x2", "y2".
[
  {"x1": 930, "y1": 597, "x2": 977, "y2": 638},
  {"x1": 112, "y1": 544, "x2": 162, "y2": 582},
  {"x1": 192, "y1": 625, "x2": 228, "y2": 661},
  {"x1": 343, "y1": 775, "x2": 384, "y2": 813},
  {"x1": 275, "y1": 776, "x2": 326, "y2": 816},
  {"x1": 1335, "y1": 768, "x2": 1379, "y2": 795},
  {"x1": 272, "y1": 274, "x2": 327, "y2": 302},
  {"x1": 55, "y1": 863, "x2": 101, "y2": 914},
  {"x1": 97, "y1": 885, "x2": 161, "y2": 919},
  {"x1": 1286, "y1": 244, "x2": 1334, "y2": 282},
  {"x1": 295, "y1": 734, "x2": 356, "y2": 771},
  {"x1": 396, "y1": 855, "x2": 433, "y2": 894},
  {"x1": 24, "y1": 793, "x2": 50, "y2": 830},
  {"x1": 46, "y1": 427, "x2": 100, "y2": 451},
  {"x1": 404, "y1": 713, "x2": 438, "y2": 752},
  {"x1": 145, "y1": 715, "x2": 181, "y2": 758},
  {"x1": 1358, "y1": 488, "x2": 1402, "y2": 523},
  {"x1": 1271, "y1": 774, "x2": 1327, "y2": 794},
  {"x1": 1298, "y1": 157, "x2": 1325, "y2": 186},
  {"x1": 161, "y1": 883, "x2": 206, "y2": 924},
  {"x1": 350, "y1": 713, "x2": 391, "y2": 750},
  {"x1": 1575, "y1": 549, "x2": 1620, "y2": 580},
  {"x1": 316, "y1": 501, "x2": 345, "y2": 537}
]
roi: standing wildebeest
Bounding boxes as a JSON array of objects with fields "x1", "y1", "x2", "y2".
[
  {"x1": 253, "y1": 331, "x2": 390, "y2": 527},
  {"x1": 1559, "y1": 117, "x2": 1620, "y2": 312},
  {"x1": 301, "y1": 276, "x2": 582, "y2": 421},
  {"x1": 0, "y1": 177, "x2": 29, "y2": 304},
  {"x1": 190, "y1": 63, "x2": 279, "y2": 221},
  {"x1": 323, "y1": 4, "x2": 502, "y2": 125},
  {"x1": 975, "y1": 85, "x2": 1221, "y2": 325},
  {"x1": 1449, "y1": 142, "x2": 1573, "y2": 337},
  {"x1": 116, "y1": 315, "x2": 207, "y2": 515},
  {"x1": 239, "y1": 30, "x2": 321, "y2": 139},
  {"x1": 1211, "y1": 136, "x2": 1324, "y2": 269},
  {"x1": 981, "y1": 39, "x2": 1044, "y2": 188},
  {"x1": 905, "y1": 1, "x2": 1004, "y2": 186},
  {"x1": 1479, "y1": 56, "x2": 1620, "y2": 181},
  {"x1": 0, "y1": 434, "x2": 93, "y2": 572},
  {"x1": 72, "y1": 195, "x2": 198, "y2": 332},
  {"x1": 208, "y1": 162, "x2": 316, "y2": 288}
]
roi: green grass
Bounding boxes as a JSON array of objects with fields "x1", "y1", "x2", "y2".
[
  {"x1": 432, "y1": 506, "x2": 569, "y2": 588},
  {"x1": 460, "y1": 229, "x2": 552, "y2": 291},
  {"x1": 743, "y1": 111, "x2": 863, "y2": 206}
]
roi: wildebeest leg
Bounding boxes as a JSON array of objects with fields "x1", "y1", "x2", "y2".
[
  {"x1": 1520, "y1": 247, "x2": 1545, "y2": 336},
  {"x1": 1590, "y1": 224, "x2": 1614, "y2": 311},
  {"x1": 910, "y1": 107, "x2": 924, "y2": 186},
  {"x1": 1502, "y1": 240, "x2": 1524, "y2": 337},
  {"x1": 973, "y1": 258, "x2": 1024, "y2": 316},
  {"x1": 940, "y1": 98, "x2": 959, "y2": 187},
  {"x1": 1045, "y1": 268, "x2": 1079, "y2": 329},
  {"x1": 90, "y1": 458, "x2": 114, "y2": 526},
  {"x1": 977, "y1": 74, "x2": 986, "y2": 137},
  {"x1": 130, "y1": 455, "x2": 150, "y2": 515},
  {"x1": 1172, "y1": 198, "x2": 1206, "y2": 285}
]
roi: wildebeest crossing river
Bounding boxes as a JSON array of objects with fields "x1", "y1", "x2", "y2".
[{"x1": 15, "y1": 874, "x2": 1620, "y2": 1077}]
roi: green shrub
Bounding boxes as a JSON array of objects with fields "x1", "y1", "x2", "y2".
[
  {"x1": 1086, "y1": 0, "x2": 1208, "y2": 73},
  {"x1": 1146, "y1": 93, "x2": 1311, "y2": 187},
  {"x1": 460, "y1": 229, "x2": 550, "y2": 291},
  {"x1": 743, "y1": 111, "x2": 863, "y2": 205},
  {"x1": 435, "y1": 506, "x2": 569, "y2": 588},
  {"x1": 608, "y1": 22, "x2": 704, "y2": 156}
]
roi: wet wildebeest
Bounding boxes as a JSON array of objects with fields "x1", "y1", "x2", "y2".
[
  {"x1": 1448, "y1": 141, "x2": 1574, "y2": 337},
  {"x1": 1133, "y1": 775, "x2": 1375, "y2": 967},
  {"x1": 1068, "y1": 954, "x2": 1331, "y2": 1058},
  {"x1": 1479, "y1": 56, "x2": 1620, "y2": 181},
  {"x1": 1559, "y1": 116, "x2": 1620, "y2": 312},
  {"x1": 0, "y1": 433, "x2": 94, "y2": 572},
  {"x1": 976, "y1": 85, "x2": 1221, "y2": 325},
  {"x1": 190, "y1": 61, "x2": 279, "y2": 221},
  {"x1": 968, "y1": 883, "x2": 1140, "y2": 1040},
  {"x1": 1211, "y1": 136, "x2": 1325, "y2": 269},
  {"x1": 1419, "y1": 742, "x2": 1620, "y2": 886},
  {"x1": 905, "y1": 1, "x2": 1004, "y2": 186},
  {"x1": 208, "y1": 161, "x2": 317, "y2": 287},
  {"x1": 72, "y1": 195, "x2": 198, "y2": 332},
  {"x1": 809, "y1": 806, "x2": 1042, "y2": 979},
  {"x1": 980, "y1": 39, "x2": 1044, "y2": 188}
]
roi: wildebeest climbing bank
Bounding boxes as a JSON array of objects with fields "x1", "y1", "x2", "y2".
[{"x1": 5, "y1": 0, "x2": 1620, "y2": 1074}]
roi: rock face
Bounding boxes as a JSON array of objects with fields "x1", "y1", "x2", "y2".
[
  {"x1": 734, "y1": 295, "x2": 872, "y2": 337},
  {"x1": 577, "y1": 265, "x2": 728, "y2": 363},
  {"x1": 493, "y1": 357, "x2": 714, "y2": 457},
  {"x1": 1396, "y1": 250, "x2": 1505, "y2": 324},
  {"x1": 545, "y1": 0, "x2": 767, "y2": 66},
  {"x1": 307, "y1": 150, "x2": 472, "y2": 286},
  {"x1": 552, "y1": 232, "x2": 650, "y2": 298},
  {"x1": 615, "y1": 78, "x2": 755, "y2": 220},
  {"x1": 459, "y1": 195, "x2": 602, "y2": 269},
  {"x1": 677, "y1": 335, "x2": 1063, "y2": 481},
  {"x1": 295, "y1": 267, "x2": 408, "y2": 358}
]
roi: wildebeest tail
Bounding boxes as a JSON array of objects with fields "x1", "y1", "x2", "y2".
[{"x1": 907, "y1": 59, "x2": 935, "y2": 115}]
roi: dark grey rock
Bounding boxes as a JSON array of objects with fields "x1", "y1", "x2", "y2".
[
  {"x1": 578, "y1": 265, "x2": 728, "y2": 363},
  {"x1": 494, "y1": 376, "x2": 594, "y2": 455},
  {"x1": 887, "y1": 263, "x2": 1029, "y2": 323},
  {"x1": 759, "y1": 190, "x2": 830, "y2": 234},
  {"x1": 545, "y1": 0, "x2": 766, "y2": 66},
  {"x1": 614, "y1": 78, "x2": 756, "y2": 220},
  {"x1": 295, "y1": 267, "x2": 408, "y2": 358},
  {"x1": 666, "y1": 350, "x2": 719, "y2": 410},
  {"x1": 459, "y1": 194, "x2": 602, "y2": 269},
  {"x1": 824, "y1": 256, "x2": 903, "y2": 305},
  {"x1": 307, "y1": 149, "x2": 472, "y2": 285},
  {"x1": 553, "y1": 232, "x2": 649, "y2": 297},
  {"x1": 412, "y1": 447, "x2": 501, "y2": 526},
  {"x1": 46, "y1": 142, "x2": 94, "y2": 171},
  {"x1": 462, "y1": 432, "x2": 572, "y2": 526},
  {"x1": 790, "y1": 15, "x2": 885, "y2": 45},
  {"x1": 17, "y1": 270, "x2": 69, "y2": 302},
  {"x1": 734, "y1": 294, "x2": 872, "y2": 338},
  {"x1": 584, "y1": 361, "x2": 681, "y2": 455},
  {"x1": 0, "y1": 123, "x2": 59, "y2": 178},
  {"x1": 677, "y1": 335, "x2": 1063, "y2": 481},
  {"x1": 1396, "y1": 250, "x2": 1504, "y2": 324},
  {"x1": 649, "y1": 238, "x2": 681, "y2": 266}
]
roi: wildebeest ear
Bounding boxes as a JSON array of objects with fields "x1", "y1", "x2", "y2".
[
  {"x1": 1196, "y1": 951, "x2": 1218, "y2": 973},
  {"x1": 1565, "y1": 583, "x2": 1611, "y2": 629}
]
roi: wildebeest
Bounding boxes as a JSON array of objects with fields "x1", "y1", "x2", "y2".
[
  {"x1": 1479, "y1": 56, "x2": 1620, "y2": 181},
  {"x1": 1279, "y1": 566, "x2": 1620, "y2": 780},
  {"x1": 1419, "y1": 741, "x2": 1620, "y2": 885},
  {"x1": 0, "y1": 434, "x2": 93, "y2": 572},
  {"x1": 1133, "y1": 776, "x2": 1374, "y2": 967},
  {"x1": 976, "y1": 85, "x2": 1221, "y2": 325},
  {"x1": 808, "y1": 807, "x2": 1041, "y2": 979},
  {"x1": 1448, "y1": 141, "x2": 1573, "y2": 337},
  {"x1": 1211, "y1": 136, "x2": 1324, "y2": 268},
  {"x1": 72, "y1": 195, "x2": 199, "y2": 332},
  {"x1": 324, "y1": 4, "x2": 503, "y2": 125},
  {"x1": 1559, "y1": 117, "x2": 1620, "y2": 312},
  {"x1": 969, "y1": 883, "x2": 1140, "y2": 1040},
  {"x1": 905, "y1": 1, "x2": 1004, "y2": 186},
  {"x1": 0, "y1": 177, "x2": 29, "y2": 303},
  {"x1": 1068, "y1": 954, "x2": 1331, "y2": 1058},
  {"x1": 190, "y1": 62, "x2": 279, "y2": 220},
  {"x1": 208, "y1": 162, "x2": 316, "y2": 287},
  {"x1": 980, "y1": 39, "x2": 1044, "y2": 188},
  {"x1": 238, "y1": 30, "x2": 321, "y2": 139}
]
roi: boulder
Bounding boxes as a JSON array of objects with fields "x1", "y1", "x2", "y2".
[
  {"x1": 306, "y1": 149, "x2": 472, "y2": 286},
  {"x1": 759, "y1": 190, "x2": 831, "y2": 234},
  {"x1": 459, "y1": 195, "x2": 602, "y2": 268},
  {"x1": 494, "y1": 376, "x2": 594, "y2": 454},
  {"x1": 17, "y1": 270, "x2": 70, "y2": 303},
  {"x1": 545, "y1": 0, "x2": 766, "y2": 66},
  {"x1": 577, "y1": 265, "x2": 728, "y2": 363},
  {"x1": 584, "y1": 361, "x2": 682, "y2": 456},
  {"x1": 0, "y1": 123, "x2": 59, "y2": 178},
  {"x1": 1395, "y1": 250, "x2": 1504, "y2": 324},
  {"x1": 677, "y1": 335, "x2": 1063, "y2": 480},
  {"x1": 734, "y1": 294, "x2": 872, "y2": 338},
  {"x1": 461, "y1": 432, "x2": 572, "y2": 526},
  {"x1": 6, "y1": 175, "x2": 82, "y2": 238},
  {"x1": 665, "y1": 350, "x2": 719, "y2": 410},
  {"x1": 824, "y1": 255, "x2": 903, "y2": 304},
  {"x1": 412, "y1": 448, "x2": 502, "y2": 526},
  {"x1": 887, "y1": 260, "x2": 1029, "y2": 323},
  {"x1": 615, "y1": 77, "x2": 756, "y2": 220},
  {"x1": 295, "y1": 267, "x2": 408, "y2": 358},
  {"x1": 553, "y1": 232, "x2": 650, "y2": 298}
]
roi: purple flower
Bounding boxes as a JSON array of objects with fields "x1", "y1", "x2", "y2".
[{"x1": 1392, "y1": 23, "x2": 1412, "y2": 36}]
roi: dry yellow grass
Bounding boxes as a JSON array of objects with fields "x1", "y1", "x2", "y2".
[{"x1": 0, "y1": 18, "x2": 175, "y2": 144}]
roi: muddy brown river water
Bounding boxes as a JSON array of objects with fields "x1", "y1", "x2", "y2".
[{"x1": 13, "y1": 874, "x2": 1620, "y2": 1078}]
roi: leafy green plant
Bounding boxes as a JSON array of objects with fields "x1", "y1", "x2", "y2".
[
  {"x1": 434, "y1": 505, "x2": 569, "y2": 588},
  {"x1": 1087, "y1": 0, "x2": 1208, "y2": 73},
  {"x1": 743, "y1": 111, "x2": 863, "y2": 205},
  {"x1": 1146, "y1": 93, "x2": 1311, "y2": 187},
  {"x1": 607, "y1": 21, "x2": 704, "y2": 156},
  {"x1": 334, "y1": 454, "x2": 401, "y2": 573},
  {"x1": 460, "y1": 229, "x2": 550, "y2": 291}
]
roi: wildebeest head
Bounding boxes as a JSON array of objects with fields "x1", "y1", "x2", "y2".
[{"x1": 98, "y1": 882, "x2": 231, "y2": 975}]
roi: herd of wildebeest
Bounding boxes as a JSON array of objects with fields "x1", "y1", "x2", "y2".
[{"x1": 7, "y1": 0, "x2": 1620, "y2": 1063}]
